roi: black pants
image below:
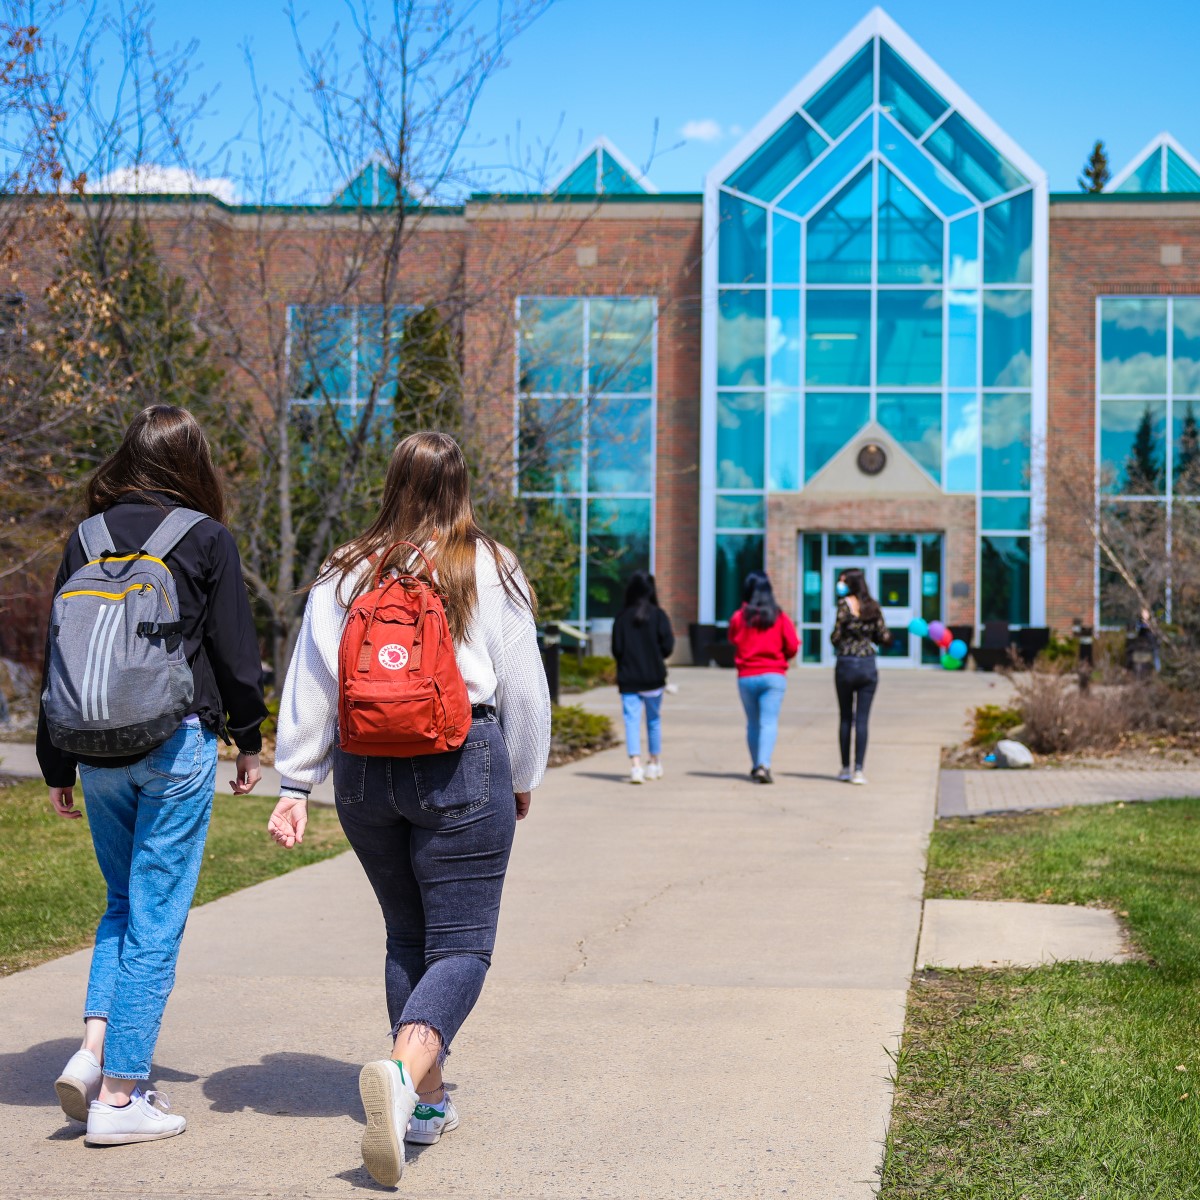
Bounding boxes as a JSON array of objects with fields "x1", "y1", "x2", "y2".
[{"x1": 835, "y1": 656, "x2": 878, "y2": 770}]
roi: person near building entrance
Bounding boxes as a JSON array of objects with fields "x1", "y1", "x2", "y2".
[
  {"x1": 268, "y1": 431, "x2": 551, "y2": 1188},
  {"x1": 831, "y1": 568, "x2": 890, "y2": 784},
  {"x1": 728, "y1": 570, "x2": 799, "y2": 783},
  {"x1": 39, "y1": 405, "x2": 267, "y2": 1146},
  {"x1": 612, "y1": 570, "x2": 675, "y2": 784}
]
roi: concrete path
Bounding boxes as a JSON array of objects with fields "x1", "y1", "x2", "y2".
[
  {"x1": 917, "y1": 899, "x2": 1132, "y2": 969},
  {"x1": 939, "y1": 766, "x2": 1200, "y2": 817},
  {"x1": 0, "y1": 666, "x2": 1000, "y2": 1199}
]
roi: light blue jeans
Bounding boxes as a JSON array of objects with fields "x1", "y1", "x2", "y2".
[
  {"x1": 621, "y1": 692, "x2": 663, "y2": 758},
  {"x1": 78, "y1": 716, "x2": 217, "y2": 1079},
  {"x1": 737, "y1": 673, "x2": 787, "y2": 769}
]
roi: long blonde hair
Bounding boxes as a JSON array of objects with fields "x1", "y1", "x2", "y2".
[{"x1": 319, "y1": 431, "x2": 535, "y2": 641}]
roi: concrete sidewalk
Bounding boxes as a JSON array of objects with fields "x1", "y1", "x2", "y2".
[{"x1": 0, "y1": 667, "x2": 1002, "y2": 1199}]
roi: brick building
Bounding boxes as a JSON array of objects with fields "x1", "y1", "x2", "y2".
[{"x1": 14, "y1": 8, "x2": 1200, "y2": 666}]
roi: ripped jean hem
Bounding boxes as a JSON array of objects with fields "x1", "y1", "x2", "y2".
[{"x1": 391, "y1": 1018, "x2": 449, "y2": 1066}]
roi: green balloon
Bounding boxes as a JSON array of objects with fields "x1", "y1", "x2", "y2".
[{"x1": 941, "y1": 652, "x2": 962, "y2": 670}]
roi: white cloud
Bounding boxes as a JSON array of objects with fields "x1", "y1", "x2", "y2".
[
  {"x1": 91, "y1": 165, "x2": 238, "y2": 204},
  {"x1": 681, "y1": 118, "x2": 723, "y2": 143}
]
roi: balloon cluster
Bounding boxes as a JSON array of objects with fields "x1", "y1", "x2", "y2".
[{"x1": 908, "y1": 618, "x2": 969, "y2": 670}]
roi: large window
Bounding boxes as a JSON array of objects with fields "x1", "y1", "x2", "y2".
[
  {"x1": 705, "y1": 21, "x2": 1041, "y2": 627},
  {"x1": 1097, "y1": 296, "x2": 1200, "y2": 624},
  {"x1": 517, "y1": 296, "x2": 656, "y2": 626},
  {"x1": 288, "y1": 305, "x2": 406, "y2": 425}
]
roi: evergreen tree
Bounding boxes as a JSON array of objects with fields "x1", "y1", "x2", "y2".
[
  {"x1": 1124, "y1": 405, "x2": 1162, "y2": 493},
  {"x1": 1079, "y1": 140, "x2": 1111, "y2": 193},
  {"x1": 393, "y1": 306, "x2": 462, "y2": 435},
  {"x1": 1176, "y1": 401, "x2": 1200, "y2": 494}
]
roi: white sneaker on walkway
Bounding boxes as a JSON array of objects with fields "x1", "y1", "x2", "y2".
[
  {"x1": 55, "y1": 1049, "x2": 102, "y2": 1123},
  {"x1": 851, "y1": 769, "x2": 867, "y2": 785},
  {"x1": 358, "y1": 1060, "x2": 419, "y2": 1186},
  {"x1": 630, "y1": 765, "x2": 645, "y2": 784},
  {"x1": 836, "y1": 767, "x2": 852, "y2": 783},
  {"x1": 84, "y1": 1089, "x2": 185, "y2": 1145},
  {"x1": 406, "y1": 1094, "x2": 460, "y2": 1145},
  {"x1": 646, "y1": 761, "x2": 663, "y2": 780}
]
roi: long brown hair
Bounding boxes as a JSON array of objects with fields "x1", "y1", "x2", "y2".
[
  {"x1": 840, "y1": 567, "x2": 882, "y2": 622},
  {"x1": 86, "y1": 405, "x2": 226, "y2": 523},
  {"x1": 321, "y1": 431, "x2": 535, "y2": 642}
]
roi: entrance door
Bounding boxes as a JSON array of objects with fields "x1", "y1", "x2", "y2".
[{"x1": 823, "y1": 557, "x2": 921, "y2": 667}]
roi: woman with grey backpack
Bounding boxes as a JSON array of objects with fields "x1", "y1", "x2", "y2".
[{"x1": 37, "y1": 405, "x2": 266, "y2": 1146}]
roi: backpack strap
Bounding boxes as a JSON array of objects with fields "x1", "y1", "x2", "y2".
[
  {"x1": 140, "y1": 508, "x2": 210, "y2": 562},
  {"x1": 77, "y1": 514, "x2": 115, "y2": 561}
]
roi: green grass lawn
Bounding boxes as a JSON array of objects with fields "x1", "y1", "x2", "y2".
[
  {"x1": 882, "y1": 798, "x2": 1200, "y2": 1198},
  {"x1": 0, "y1": 778, "x2": 347, "y2": 977}
]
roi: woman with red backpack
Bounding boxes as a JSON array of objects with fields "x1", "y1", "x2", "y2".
[{"x1": 269, "y1": 432, "x2": 551, "y2": 1188}]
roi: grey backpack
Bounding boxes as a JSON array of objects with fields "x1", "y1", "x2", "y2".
[{"x1": 42, "y1": 508, "x2": 208, "y2": 756}]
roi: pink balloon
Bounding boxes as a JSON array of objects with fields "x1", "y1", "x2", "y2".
[{"x1": 937, "y1": 629, "x2": 953, "y2": 649}]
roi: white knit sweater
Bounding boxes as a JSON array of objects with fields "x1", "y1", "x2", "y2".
[{"x1": 274, "y1": 543, "x2": 552, "y2": 795}]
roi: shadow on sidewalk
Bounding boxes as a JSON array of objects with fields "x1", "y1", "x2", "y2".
[
  {"x1": 0, "y1": 1038, "x2": 197, "y2": 1108},
  {"x1": 204, "y1": 1052, "x2": 366, "y2": 1122}
]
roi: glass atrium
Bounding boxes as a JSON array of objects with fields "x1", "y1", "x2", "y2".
[{"x1": 700, "y1": 11, "x2": 1046, "y2": 657}]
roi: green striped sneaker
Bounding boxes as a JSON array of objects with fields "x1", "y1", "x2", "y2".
[{"x1": 406, "y1": 1095, "x2": 460, "y2": 1145}]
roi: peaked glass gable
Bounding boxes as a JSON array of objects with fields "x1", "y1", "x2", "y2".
[
  {"x1": 333, "y1": 162, "x2": 405, "y2": 207},
  {"x1": 554, "y1": 144, "x2": 650, "y2": 195},
  {"x1": 1113, "y1": 139, "x2": 1200, "y2": 194},
  {"x1": 710, "y1": 30, "x2": 1039, "y2": 627}
]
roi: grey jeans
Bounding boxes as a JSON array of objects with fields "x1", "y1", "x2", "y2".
[{"x1": 333, "y1": 713, "x2": 516, "y2": 1059}]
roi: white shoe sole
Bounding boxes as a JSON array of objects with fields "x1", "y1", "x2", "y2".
[
  {"x1": 359, "y1": 1062, "x2": 406, "y2": 1186},
  {"x1": 406, "y1": 1110, "x2": 460, "y2": 1145},
  {"x1": 55, "y1": 1075, "x2": 92, "y2": 1124},
  {"x1": 84, "y1": 1122, "x2": 186, "y2": 1145}
]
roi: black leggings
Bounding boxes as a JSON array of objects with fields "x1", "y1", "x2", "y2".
[{"x1": 835, "y1": 656, "x2": 878, "y2": 769}]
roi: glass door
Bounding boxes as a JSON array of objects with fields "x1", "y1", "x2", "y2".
[{"x1": 875, "y1": 563, "x2": 919, "y2": 665}]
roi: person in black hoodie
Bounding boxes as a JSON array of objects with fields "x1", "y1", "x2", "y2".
[
  {"x1": 611, "y1": 571, "x2": 675, "y2": 784},
  {"x1": 38, "y1": 405, "x2": 266, "y2": 1146}
]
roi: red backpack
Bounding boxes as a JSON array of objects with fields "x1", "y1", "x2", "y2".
[{"x1": 337, "y1": 542, "x2": 472, "y2": 757}]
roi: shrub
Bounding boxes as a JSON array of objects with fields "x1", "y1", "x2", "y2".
[
  {"x1": 969, "y1": 703, "x2": 1022, "y2": 747},
  {"x1": 1036, "y1": 635, "x2": 1079, "y2": 667},
  {"x1": 559, "y1": 654, "x2": 617, "y2": 693},
  {"x1": 1008, "y1": 662, "x2": 1193, "y2": 754},
  {"x1": 549, "y1": 703, "x2": 617, "y2": 766}
]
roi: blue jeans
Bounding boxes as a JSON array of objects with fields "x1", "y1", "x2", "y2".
[
  {"x1": 333, "y1": 713, "x2": 516, "y2": 1059},
  {"x1": 737, "y1": 673, "x2": 787, "y2": 769},
  {"x1": 78, "y1": 716, "x2": 217, "y2": 1079},
  {"x1": 621, "y1": 692, "x2": 663, "y2": 758}
]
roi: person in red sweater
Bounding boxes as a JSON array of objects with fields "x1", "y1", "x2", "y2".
[{"x1": 727, "y1": 570, "x2": 799, "y2": 783}]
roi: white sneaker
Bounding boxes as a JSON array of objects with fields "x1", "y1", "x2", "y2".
[
  {"x1": 836, "y1": 767, "x2": 852, "y2": 783},
  {"x1": 406, "y1": 1093, "x2": 460, "y2": 1145},
  {"x1": 358, "y1": 1060, "x2": 419, "y2": 1186},
  {"x1": 851, "y1": 769, "x2": 867, "y2": 785},
  {"x1": 84, "y1": 1089, "x2": 185, "y2": 1145},
  {"x1": 55, "y1": 1049, "x2": 102, "y2": 1123},
  {"x1": 646, "y1": 761, "x2": 663, "y2": 781},
  {"x1": 630, "y1": 765, "x2": 645, "y2": 784}
]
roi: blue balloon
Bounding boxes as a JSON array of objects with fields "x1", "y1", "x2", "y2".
[
  {"x1": 908, "y1": 617, "x2": 929, "y2": 638},
  {"x1": 949, "y1": 638, "x2": 968, "y2": 660}
]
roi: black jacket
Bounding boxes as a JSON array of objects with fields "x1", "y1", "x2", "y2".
[
  {"x1": 611, "y1": 606, "x2": 675, "y2": 694},
  {"x1": 36, "y1": 493, "x2": 267, "y2": 787}
]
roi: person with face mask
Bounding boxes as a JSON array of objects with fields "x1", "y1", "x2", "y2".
[{"x1": 830, "y1": 568, "x2": 891, "y2": 784}]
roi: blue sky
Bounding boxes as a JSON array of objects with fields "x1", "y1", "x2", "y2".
[{"x1": 73, "y1": 0, "x2": 1200, "y2": 200}]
